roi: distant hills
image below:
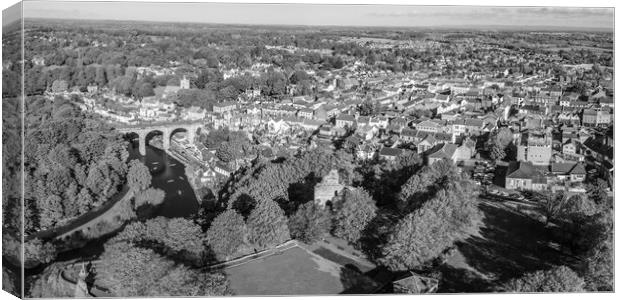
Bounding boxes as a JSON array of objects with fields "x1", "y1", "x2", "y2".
[{"x1": 23, "y1": 17, "x2": 613, "y2": 33}]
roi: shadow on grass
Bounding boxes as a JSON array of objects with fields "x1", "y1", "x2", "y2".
[
  {"x1": 436, "y1": 264, "x2": 493, "y2": 293},
  {"x1": 448, "y1": 201, "x2": 579, "y2": 291}
]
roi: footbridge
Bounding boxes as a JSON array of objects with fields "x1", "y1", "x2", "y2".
[{"x1": 116, "y1": 121, "x2": 204, "y2": 156}]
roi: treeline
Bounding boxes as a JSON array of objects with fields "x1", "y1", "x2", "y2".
[{"x1": 23, "y1": 96, "x2": 130, "y2": 233}]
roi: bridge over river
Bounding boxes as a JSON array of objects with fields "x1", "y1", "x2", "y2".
[{"x1": 116, "y1": 121, "x2": 204, "y2": 156}]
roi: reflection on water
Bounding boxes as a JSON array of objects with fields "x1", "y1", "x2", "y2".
[{"x1": 127, "y1": 141, "x2": 199, "y2": 218}]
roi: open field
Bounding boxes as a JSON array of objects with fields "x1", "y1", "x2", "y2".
[{"x1": 222, "y1": 244, "x2": 378, "y2": 295}]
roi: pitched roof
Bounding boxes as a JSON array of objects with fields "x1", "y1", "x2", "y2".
[
  {"x1": 506, "y1": 161, "x2": 539, "y2": 179},
  {"x1": 427, "y1": 143, "x2": 458, "y2": 159},
  {"x1": 379, "y1": 147, "x2": 403, "y2": 157},
  {"x1": 336, "y1": 114, "x2": 356, "y2": 122}
]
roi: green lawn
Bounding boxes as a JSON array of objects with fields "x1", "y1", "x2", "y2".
[{"x1": 223, "y1": 245, "x2": 378, "y2": 295}]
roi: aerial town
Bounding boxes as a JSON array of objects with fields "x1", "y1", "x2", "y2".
[{"x1": 1, "y1": 4, "x2": 615, "y2": 298}]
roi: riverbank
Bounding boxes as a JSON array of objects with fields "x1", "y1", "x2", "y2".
[
  {"x1": 28, "y1": 186, "x2": 133, "y2": 242},
  {"x1": 166, "y1": 148, "x2": 203, "y2": 205}
]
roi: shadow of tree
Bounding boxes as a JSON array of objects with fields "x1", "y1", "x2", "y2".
[
  {"x1": 435, "y1": 264, "x2": 493, "y2": 293},
  {"x1": 230, "y1": 193, "x2": 256, "y2": 219},
  {"x1": 454, "y1": 201, "x2": 580, "y2": 287}
]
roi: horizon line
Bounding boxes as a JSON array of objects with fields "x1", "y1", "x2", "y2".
[{"x1": 21, "y1": 17, "x2": 614, "y2": 33}]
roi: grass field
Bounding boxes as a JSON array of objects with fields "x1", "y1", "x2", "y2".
[{"x1": 222, "y1": 245, "x2": 378, "y2": 295}]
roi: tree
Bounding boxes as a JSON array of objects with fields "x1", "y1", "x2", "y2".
[
  {"x1": 489, "y1": 143, "x2": 506, "y2": 161},
  {"x1": 127, "y1": 159, "x2": 152, "y2": 191},
  {"x1": 24, "y1": 238, "x2": 57, "y2": 268},
  {"x1": 215, "y1": 142, "x2": 235, "y2": 163},
  {"x1": 151, "y1": 218, "x2": 206, "y2": 257},
  {"x1": 502, "y1": 266, "x2": 585, "y2": 292},
  {"x1": 397, "y1": 160, "x2": 460, "y2": 213},
  {"x1": 97, "y1": 241, "x2": 230, "y2": 297},
  {"x1": 110, "y1": 75, "x2": 134, "y2": 95},
  {"x1": 51, "y1": 80, "x2": 68, "y2": 93},
  {"x1": 206, "y1": 209, "x2": 246, "y2": 261},
  {"x1": 582, "y1": 233, "x2": 613, "y2": 291},
  {"x1": 134, "y1": 187, "x2": 165, "y2": 208},
  {"x1": 39, "y1": 194, "x2": 64, "y2": 229},
  {"x1": 358, "y1": 99, "x2": 378, "y2": 116},
  {"x1": 539, "y1": 191, "x2": 570, "y2": 225},
  {"x1": 136, "y1": 82, "x2": 155, "y2": 99},
  {"x1": 332, "y1": 188, "x2": 377, "y2": 243},
  {"x1": 289, "y1": 70, "x2": 309, "y2": 85},
  {"x1": 288, "y1": 201, "x2": 332, "y2": 243},
  {"x1": 246, "y1": 199, "x2": 290, "y2": 250},
  {"x1": 586, "y1": 179, "x2": 610, "y2": 209},
  {"x1": 380, "y1": 184, "x2": 481, "y2": 271}
]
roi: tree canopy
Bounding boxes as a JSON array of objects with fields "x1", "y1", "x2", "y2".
[
  {"x1": 502, "y1": 266, "x2": 585, "y2": 293},
  {"x1": 206, "y1": 209, "x2": 247, "y2": 261},
  {"x1": 246, "y1": 199, "x2": 290, "y2": 250},
  {"x1": 332, "y1": 188, "x2": 377, "y2": 244},
  {"x1": 97, "y1": 241, "x2": 230, "y2": 296}
]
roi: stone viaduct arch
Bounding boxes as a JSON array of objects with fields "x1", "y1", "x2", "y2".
[{"x1": 117, "y1": 122, "x2": 203, "y2": 156}]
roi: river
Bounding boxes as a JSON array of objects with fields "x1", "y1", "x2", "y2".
[
  {"x1": 22, "y1": 141, "x2": 200, "y2": 294},
  {"x1": 127, "y1": 139, "x2": 200, "y2": 218}
]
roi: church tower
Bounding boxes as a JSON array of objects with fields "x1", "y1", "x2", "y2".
[{"x1": 180, "y1": 75, "x2": 190, "y2": 89}]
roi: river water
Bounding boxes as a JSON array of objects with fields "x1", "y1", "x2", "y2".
[{"x1": 127, "y1": 140, "x2": 200, "y2": 218}]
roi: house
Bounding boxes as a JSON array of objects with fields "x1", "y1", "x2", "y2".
[
  {"x1": 598, "y1": 96, "x2": 613, "y2": 108},
  {"x1": 87, "y1": 84, "x2": 98, "y2": 93},
  {"x1": 335, "y1": 114, "x2": 356, "y2": 128},
  {"x1": 297, "y1": 108, "x2": 314, "y2": 119},
  {"x1": 452, "y1": 118, "x2": 484, "y2": 137},
  {"x1": 417, "y1": 134, "x2": 437, "y2": 154},
  {"x1": 214, "y1": 162, "x2": 234, "y2": 177},
  {"x1": 505, "y1": 161, "x2": 547, "y2": 191},
  {"x1": 180, "y1": 76, "x2": 190, "y2": 89},
  {"x1": 356, "y1": 125, "x2": 378, "y2": 141},
  {"x1": 213, "y1": 102, "x2": 237, "y2": 114},
  {"x1": 314, "y1": 169, "x2": 345, "y2": 207},
  {"x1": 369, "y1": 116, "x2": 389, "y2": 129},
  {"x1": 185, "y1": 106, "x2": 205, "y2": 120},
  {"x1": 517, "y1": 132, "x2": 552, "y2": 166},
  {"x1": 300, "y1": 119, "x2": 324, "y2": 131},
  {"x1": 32, "y1": 56, "x2": 45, "y2": 66},
  {"x1": 557, "y1": 112, "x2": 581, "y2": 126},
  {"x1": 400, "y1": 128, "x2": 418, "y2": 143},
  {"x1": 245, "y1": 88, "x2": 261, "y2": 98},
  {"x1": 426, "y1": 143, "x2": 458, "y2": 165},
  {"x1": 550, "y1": 162, "x2": 586, "y2": 183},
  {"x1": 389, "y1": 117, "x2": 409, "y2": 132},
  {"x1": 415, "y1": 120, "x2": 440, "y2": 133},
  {"x1": 562, "y1": 139, "x2": 580, "y2": 156},
  {"x1": 356, "y1": 144, "x2": 376, "y2": 161},
  {"x1": 393, "y1": 272, "x2": 439, "y2": 294},
  {"x1": 200, "y1": 168, "x2": 218, "y2": 184},
  {"x1": 379, "y1": 147, "x2": 403, "y2": 161},
  {"x1": 433, "y1": 94, "x2": 450, "y2": 103}
]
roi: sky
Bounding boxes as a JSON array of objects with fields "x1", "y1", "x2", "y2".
[
  {"x1": 2, "y1": 2, "x2": 21, "y2": 27},
  {"x1": 19, "y1": 1, "x2": 615, "y2": 30}
]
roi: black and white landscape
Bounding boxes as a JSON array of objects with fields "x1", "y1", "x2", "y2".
[{"x1": 1, "y1": 1, "x2": 614, "y2": 297}]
